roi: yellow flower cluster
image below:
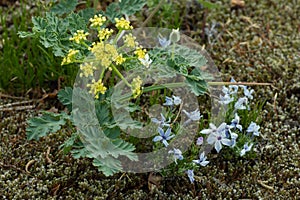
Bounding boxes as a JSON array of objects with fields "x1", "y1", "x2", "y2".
[
  {"x1": 98, "y1": 28, "x2": 114, "y2": 40},
  {"x1": 115, "y1": 55, "x2": 126, "y2": 65},
  {"x1": 134, "y1": 48, "x2": 147, "y2": 59},
  {"x1": 115, "y1": 17, "x2": 133, "y2": 30},
  {"x1": 79, "y1": 63, "x2": 96, "y2": 77},
  {"x1": 87, "y1": 79, "x2": 107, "y2": 98},
  {"x1": 90, "y1": 14, "x2": 107, "y2": 28},
  {"x1": 90, "y1": 42, "x2": 118, "y2": 68},
  {"x1": 61, "y1": 49, "x2": 79, "y2": 65},
  {"x1": 131, "y1": 76, "x2": 142, "y2": 98},
  {"x1": 69, "y1": 30, "x2": 89, "y2": 44},
  {"x1": 123, "y1": 33, "x2": 138, "y2": 48}
]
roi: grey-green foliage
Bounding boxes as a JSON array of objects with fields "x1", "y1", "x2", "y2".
[
  {"x1": 26, "y1": 111, "x2": 69, "y2": 140},
  {"x1": 149, "y1": 44, "x2": 210, "y2": 96},
  {"x1": 26, "y1": 87, "x2": 139, "y2": 176},
  {"x1": 18, "y1": 0, "x2": 147, "y2": 57},
  {"x1": 19, "y1": 12, "x2": 86, "y2": 57},
  {"x1": 50, "y1": 0, "x2": 79, "y2": 16},
  {"x1": 71, "y1": 87, "x2": 138, "y2": 176},
  {"x1": 104, "y1": 0, "x2": 147, "y2": 21}
]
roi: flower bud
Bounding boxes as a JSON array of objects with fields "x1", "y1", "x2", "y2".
[{"x1": 169, "y1": 28, "x2": 180, "y2": 43}]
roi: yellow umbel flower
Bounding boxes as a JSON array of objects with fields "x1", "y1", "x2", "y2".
[
  {"x1": 134, "y1": 48, "x2": 147, "y2": 59},
  {"x1": 115, "y1": 17, "x2": 133, "y2": 30},
  {"x1": 131, "y1": 76, "x2": 142, "y2": 98},
  {"x1": 90, "y1": 14, "x2": 107, "y2": 28},
  {"x1": 123, "y1": 33, "x2": 138, "y2": 48},
  {"x1": 87, "y1": 79, "x2": 107, "y2": 99},
  {"x1": 69, "y1": 30, "x2": 89, "y2": 44},
  {"x1": 61, "y1": 49, "x2": 79, "y2": 65},
  {"x1": 98, "y1": 28, "x2": 114, "y2": 40},
  {"x1": 79, "y1": 63, "x2": 96, "y2": 77},
  {"x1": 115, "y1": 55, "x2": 126, "y2": 65},
  {"x1": 90, "y1": 42, "x2": 118, "y2": 68}
]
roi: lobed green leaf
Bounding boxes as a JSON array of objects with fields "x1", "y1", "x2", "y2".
[{"x1": 26, "y1": 112, "x2": 67, "y2": 140}]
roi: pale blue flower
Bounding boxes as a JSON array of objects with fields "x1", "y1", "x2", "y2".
[
  {"x1": 206, "y1": 123, "x2": 232, "y2": 153},
  {"x1": 163, "y1": 96, "x2": 173, "y2": 106},
  {"x1": 229, "y1": 132, "x2": 238, "y2": 147},
  {"x1": 168, "y1": 148, "x2": 183, "y2": 164},
  {"x1": 228, "y1": 77, "x2": 239, "y2": 94},
  {"x1": 219, "y1": 93, "x2": 234, "y2": 105},
  {"x1": 186, "y1": 169, "x2": 194, "y2": 183},
  {"x1": 153, "y1": 127, "x2": 175, "y2": 147},
  {"x1": 196, "y1": 137, "x2": 203, "y2": 145},
  {"x1": 158, "y1": 35, "x2": 171, "y2": 48},
  {"x1": 240, "y1": 143, "x2": 253, "y2": 156},
  {"x1": 172, "y1": 95, "x2": 182, "y2": 105},
  {"x1": 200, "y1": 122, "x2": 226, "y2": 135},
  {"x1": 234, "y1": 97, "x2": 248, "y2": 110},
  {"x1": 241, "y1": 85, "x2": 254, "y2": 99},
  {"x1": 222, "y1": 77, "x2": 238, "y2": 96},
  {"x1": 163, "y1": 95, "x2": 181, "y2": 106},
  {"x1": 193, "y1": 152, "x2": 209, "y2": 167},
  {"x1": 183, "y1": 109, "x2": 202, "y2": 121},
  {"x1": 223, "y1": 124, "x2": 232, "y2": 138},
  {"x1": 229, "y1": 113, "x2": 243, "y2": 132},
  {"x1": 151, "y1": 113, "x2": 171, "y2": 127},
  {"x1": 246, "y1": 122, "x2": 260, "y2": 136}
]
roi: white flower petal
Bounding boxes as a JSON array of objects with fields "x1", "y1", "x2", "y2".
[
  {"x1": 221, "y1": 138, "x2": 232, "y2": 146},
  {"x1": 200, "y1": 129, "x2": 212, "y2": 134},
  {"x1": 200, "y1": 160, "x2": 209, "y2": 167},
  {"x1": 215, "y1": 141, "x2": 222, "y2": 153},
  {"x1": 153, "y1": 136, "x2": 162, "y2": 142},
  {"x1": 207, "y1": 134, "x2": 216, "y2": 144}
]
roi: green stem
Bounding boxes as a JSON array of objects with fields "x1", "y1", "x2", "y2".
[
  {"x1": 113, "y1": 30, "x2": 123, "y2": 45},
  {"x1": 110, "y1": 64, "x2": 131, "y2": 87},
  {"x1": 81, "y1": 41, "x2": 90, "y2": 49},
  {"x1": 99, "y1": 67, "x2": 105, "y2": 80},
  {"x1": 208, "y1": 81, "x2": 272, "y2": 86},
  {"x1": 116, "y1": 80, "x2": 272, "y2": 102},
  {"x1": 119, "y1": 82, "x2": 186, "y2": 101},
  {"x1": 171, "y1": 43, "x2": 175, "y2": 60}
]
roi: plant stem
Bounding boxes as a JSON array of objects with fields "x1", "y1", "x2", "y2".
[
  {"x1": 208, "y1": 82, "x2": 272, "y2": 86},
  {"x1": 116, "y1": 81, "x2": 272, "y2": 102},
  {"x1": 110, "y1": 64, "x2": 131, "y2": 87}
]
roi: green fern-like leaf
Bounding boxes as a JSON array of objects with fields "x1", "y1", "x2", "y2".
[
  {"x1": 185, "y1": 67, "x2": 208, "y2": 96},
  {"x1": 50, "y1": 0, "x2": 79, "y2": 16},
  {"x1": 58, "y1": 87, "x2": 73, "y2": 111},
  {"x1": 26, "y1": 112, "x2": 67, "y2": 140},
  {"x1": 92, "y1": 157, "x2": 122, "y2": 176},
  {"x1": 104, "y1": 2, "x2": 122, "y2": 22},
  {"x1": 119, "y1": 0, "x2": 147, "y2": 16}
]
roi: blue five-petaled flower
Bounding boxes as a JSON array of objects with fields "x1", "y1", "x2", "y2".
[
  {"x1": 153, "y1": 127, "x2": 175, "y2": 147},
  {"x1": 163, "y1": 95, "x2": 181, "y2": 106},
  {"x1": 200, "y1": 123, "x2": 232, "y2": 153},
  {"x1": 240, "y1": 142, "x2": 253, "y2": 156},
  {"x1": 247, "y1": 122, "x2": 260, "y2": 136},
  {"x1": 168, "y1": 148, "x2": 183, "y2": 164},
  {"x1": 158, "y1": 35, "x2": 171, "y2": 48},
  {"x1": 193, "y1": 152, "x2": 209, "y2": 167},
  {"x1": 230, "y1": 113, "x2": 243, "y2": 132},
  {"x1": 183, "y1": 109, "x2": 202, "y2": 126},
  {"x1": 240, "y1": 85, "x2": 254, "y2": 99},
  {"x1": 234, "y1": 97, "x2": 248, "y2": 110},
  {"x1": 186, "y1": 169, "x2": 195, "y2": 184},
  {"x1": 151, "y1": 113, "x2": 171, "y2": 127}
]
